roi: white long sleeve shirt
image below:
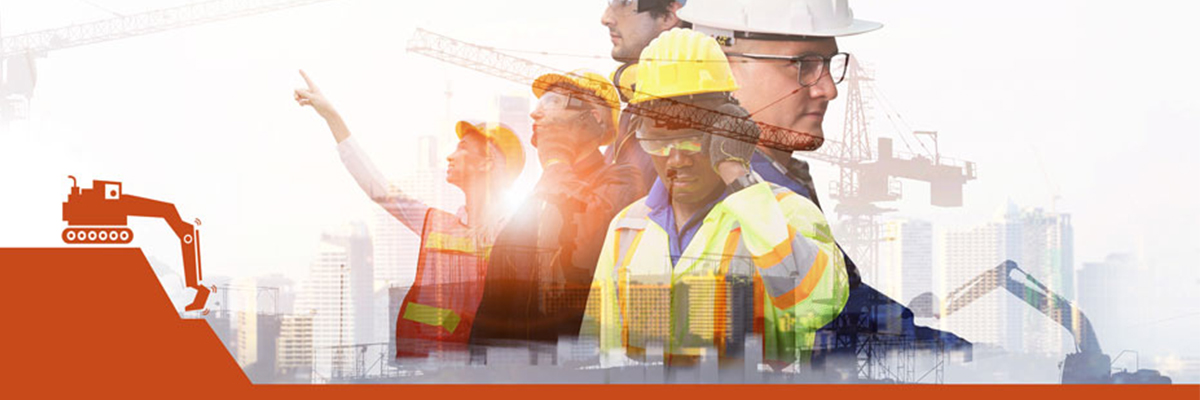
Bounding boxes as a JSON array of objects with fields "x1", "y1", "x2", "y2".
[
  {"x1": 337, "y1": 136, "x2": 435, "y2": 235},
  {"x1": 336, "y1": 136, "x2": 507, "y2": 241}
]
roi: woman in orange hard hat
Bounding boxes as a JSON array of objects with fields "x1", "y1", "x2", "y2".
[{"x1": 294, "y1": 70, "x2": 524, "y2": 362}]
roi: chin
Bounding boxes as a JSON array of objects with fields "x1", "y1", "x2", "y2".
[{"x1": 791, "y1": 125, "x2": 824, "y2": 142}]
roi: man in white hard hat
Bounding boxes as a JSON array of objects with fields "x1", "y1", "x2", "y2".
[
  {"x1": 679, "y1": 0, "x2": 878, "y2": 286},
  {"x1": 601, "y1": 0, "x2": 689, "y2": 196},
  {"x1": 679, "y1": 0, "x2": 971, "y2": 375}
]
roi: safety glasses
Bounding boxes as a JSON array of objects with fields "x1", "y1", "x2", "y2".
[
  {"x1": 725, "y1": 52, "x2": 850, "y2": 87},
  {"x1": 606, "y1": 0, "x2": 636, "y2": 11},
  {"x1": 636, "y1": 129, "x2": 706, "y2": 157},
  {"x1": 537, "y1": 91, "x2": 591, "y2": 112}
]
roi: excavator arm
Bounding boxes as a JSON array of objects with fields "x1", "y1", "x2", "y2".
[
  {"x1": 62, "y1": 177, "x2": 210, "y2": 311},
  {"x1": 943, "y1": 261, "x2": 1100, "y2": 355},
  {"x1": 936, "y1": 261, "x2": 1168, "y2": 383},
  {"x1": 117, "y1": 194, "x2": 209, "y2": 311}
]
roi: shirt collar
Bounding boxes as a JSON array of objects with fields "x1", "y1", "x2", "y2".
[
  {"x1": 751, "y1": 150, "x2": 811, "y2": 200},
  {"x1": 645, "y1": 177, "x2": 728, "y2": 231}
]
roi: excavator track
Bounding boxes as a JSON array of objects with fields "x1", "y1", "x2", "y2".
[{"x1": 62, "y1": 227, "x2": 134, "y2": 244}]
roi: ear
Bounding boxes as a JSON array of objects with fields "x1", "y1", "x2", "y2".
[
  {"x1": 658, "y1": 2, "x2": 683, "y2": 29},
  {"x1": 590, "y1": 108, "x2": 605, "y2": 126}
]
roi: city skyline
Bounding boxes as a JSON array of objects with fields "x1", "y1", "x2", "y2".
[{"x1": 1, "y1": 0, "x2": 1195, "y2": 384}]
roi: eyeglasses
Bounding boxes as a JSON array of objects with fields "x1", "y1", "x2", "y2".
[
  {"x1": 606, "y1": 0, "x2": 636, "y2": 10},
  {"x1": 636, "y1": 130, "x2": 705, "y2": 157},
  {"x1": 537, "y1": 91, "x2": 591, "y2": 112},
  {"x1": 725, "y1": 52, "x2": 850, "y2": 87}
]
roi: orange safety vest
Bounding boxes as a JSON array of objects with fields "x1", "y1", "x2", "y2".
[{"x1": 395, "y1": 209, "x2": 490, "y2": 359}]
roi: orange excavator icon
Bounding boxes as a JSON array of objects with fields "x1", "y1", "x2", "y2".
[{"x1": 61, "y1": 176, "x2": 210, "y2": 311}]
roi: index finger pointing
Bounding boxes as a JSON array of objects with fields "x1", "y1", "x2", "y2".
[{"x1": 299, "y1": 69, "x2": 319, "y2": 91}]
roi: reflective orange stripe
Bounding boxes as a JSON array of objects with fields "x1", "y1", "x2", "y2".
[
  {"x1": 714, "y1": 228, "x2": 743, "y2": 352},
  {"x1": 717, "y1": 228, "x2": 742, "y2": 275},
  {"x1": 753, "y1": 273, "x2": 765, "y2": 335},
  {"x1": 617, "y1": 230, "x2": 646, "y2": 348},
  {"x1": 612, "y1": 230, "x2": 623, "y2": 270},
  {"x1": 751, "y1": 228, "x2": 796, "y2": 269},
  {"x1": 769, "y1": 249, "x2": 828, "y2": 309}
]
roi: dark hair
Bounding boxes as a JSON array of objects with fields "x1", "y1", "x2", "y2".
[{"x1": 642, "y1": 0, "x2": 680, "y2": 21}]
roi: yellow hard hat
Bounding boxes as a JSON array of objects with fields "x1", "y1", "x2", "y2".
[
  {"x1": 454, "y1": 120, "x2": 525, "y2": 180},
  {"x1": 610, "y1": 63, "x2": 638, "y2": 104},
  {"x1": 532, "y1": 69, "x2": 621, "y2": 146},
  {"x1": 629, "y1": 28, "x2": 739, "y2": 104}
]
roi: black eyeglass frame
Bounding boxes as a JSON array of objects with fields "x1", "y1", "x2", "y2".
[{"x1": 725, "y1": 52, "x2": 851, "y2": 87}]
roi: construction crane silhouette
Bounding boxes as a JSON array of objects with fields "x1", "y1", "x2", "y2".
[
  {"x1": 404, "y1": 28, "x2": 975, "y2": 274},
  {"x1": 831, "y1": 59, "x2": 977, "y2": 274},
  {"x1": 0, "y1": 0, "x2": 332, "y2": 122}
]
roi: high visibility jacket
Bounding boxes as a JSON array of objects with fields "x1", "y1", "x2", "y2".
[
  {"x1": 582, "y1": 182, "x2": 849, "y2": 365},
  {"x1": 395, "y1": 209, "x2": 491, "y2": 359}
]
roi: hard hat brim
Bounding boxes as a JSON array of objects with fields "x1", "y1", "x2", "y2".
[
  {"x1": 453, "y1": 120, "x2": 526, "y2": 179},
  {"x1": 683, "y1": 17, "x2": 883, "y2": 38}
]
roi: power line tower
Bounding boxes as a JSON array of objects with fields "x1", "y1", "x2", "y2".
[{"x1": 0, "y1": 0, "x2": 332, "y2": 123}]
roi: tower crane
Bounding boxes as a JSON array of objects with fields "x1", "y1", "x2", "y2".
[
  {"x1": 829, "y1": 59, "x2": 976, "y2": 272},
  {"x1": 1, "y1": 0, "x2": 332, "y2": 121}
]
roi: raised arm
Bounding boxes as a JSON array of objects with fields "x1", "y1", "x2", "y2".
[{"x1": 295, "y1": 69, "x2": 430, "y2": 233}]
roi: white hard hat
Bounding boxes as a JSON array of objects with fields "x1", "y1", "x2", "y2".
[{"x1": 678, "y1": 0, "x2": 881, "y2": 44}]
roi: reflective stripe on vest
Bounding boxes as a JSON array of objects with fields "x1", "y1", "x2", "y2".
[
  {"x1": 423, "y1": 231, "x2": 478, "y2": 254},
  {"x1": 402, "y1": 302, "x2": 462, "y2": 333},
  {"x1": 593, "y1": 183, "x2": 848, "y2": 363},
  {"x1": 395, "y1": 209, "x2": 491, "y2": 358}
]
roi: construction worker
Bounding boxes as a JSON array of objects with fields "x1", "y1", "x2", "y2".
[
  {"x1": 678, "y1": 0, "x2": 971, "y2": 372},
  {"x1": 582, "y1": 29, "x2": 849, "y2": 368},
  {"x1": 293, "y1": 70, "x2": 525, "y2": 361},
  {"x1": 468, "y1": 70, "x2": 643, "y2": 357},
  {"x1": 678, "y1": 0, "x2": 880, "y2": 287},
  {"x1": 601, "y1": 0, "x2": 688, "y2": 196}
]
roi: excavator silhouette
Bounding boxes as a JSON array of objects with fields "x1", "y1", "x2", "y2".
[
  {"x1": 910, "y1": 261, "x2": 1171, "y2": 384},
  {"x1": 61, "y1": 176, "x2": 210, "y2": 311}
]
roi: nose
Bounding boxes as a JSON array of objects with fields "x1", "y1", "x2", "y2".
[
  {"x1": 530, "y1": 108, "x2": 544, "y2": 122},
  {"x1": 809, "y1": 68, "x2": 839, "y2": 101},
  {"x1": 664, "y1": 147, "x2": 693, "y2": 169},
  {"x1": 601, "y1": 6, "x2": 616, "y2": 27}
]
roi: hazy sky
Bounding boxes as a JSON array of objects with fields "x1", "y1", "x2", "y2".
[{"x1": 1, "y1": 0, "x2": 1197, "y2": 302}]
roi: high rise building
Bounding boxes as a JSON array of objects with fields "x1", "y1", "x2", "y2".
[
  {"x1": 939, "y1": 204, "x2": 1075, "y2": 356},
  {"x1": 297, "y1": 223, "x2": 372, "y2": 382},
  {"x1": 276, "y1": 313, "x2": 314, "y2": 381},
  {"x1": 940, "y1": 222, "x2": 1019, "y2": 351},
  {"x1": 878, "y1": 219, "x2": 934, "y2": 306}
]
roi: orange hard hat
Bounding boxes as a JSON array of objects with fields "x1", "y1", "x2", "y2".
[{"x1": 455, "y1": 120, "x2": 525, "y2": 180}]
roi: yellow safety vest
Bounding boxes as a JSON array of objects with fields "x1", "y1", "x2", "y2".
[{"x1": 582, "y1": 182, "x2": 848, "y2": 365}]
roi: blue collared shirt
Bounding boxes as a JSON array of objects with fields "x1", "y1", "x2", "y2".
[
  {"x1": 751, "y1": 151, "x2": 812, "y2": 201},
  {"x1": 644, "y1": 178, "x2": 727, "y2": 265}
]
